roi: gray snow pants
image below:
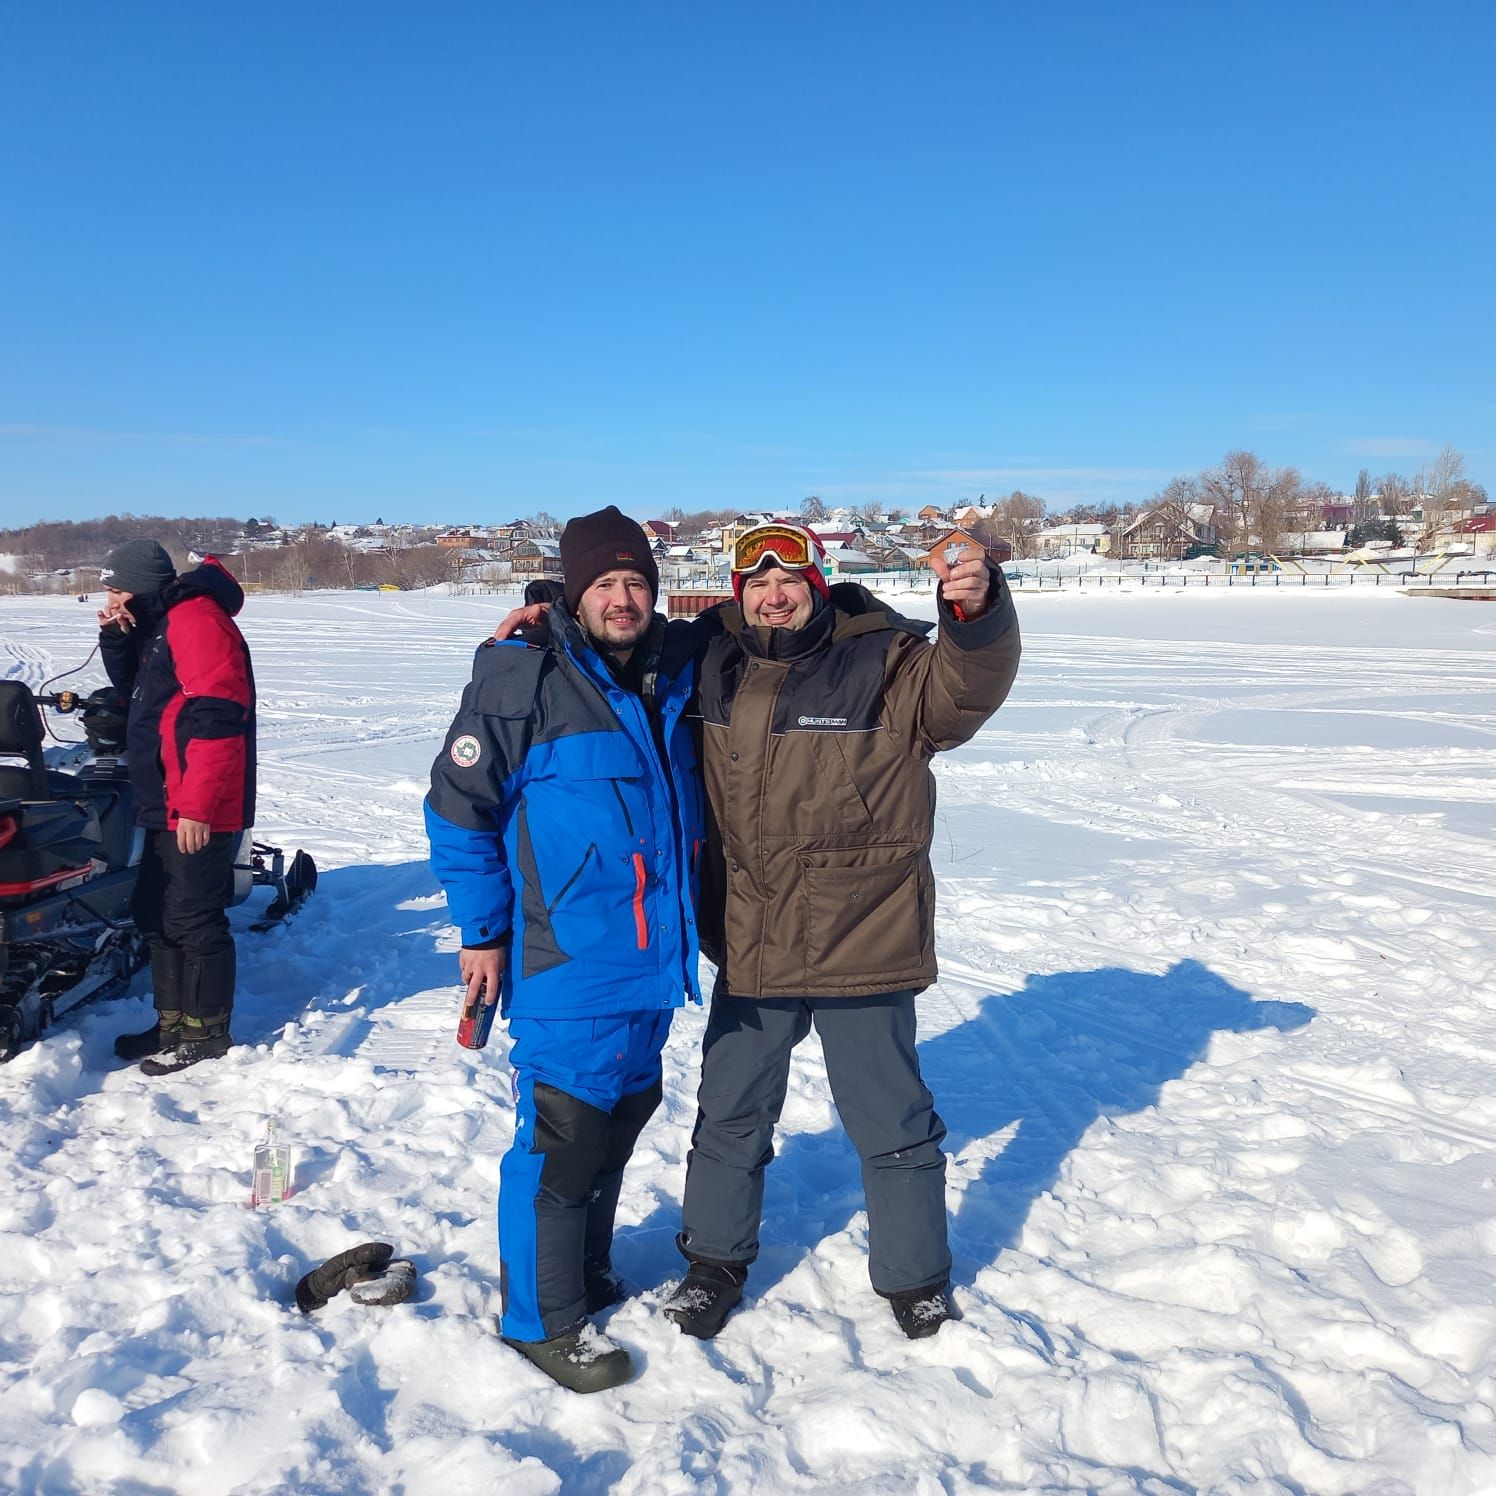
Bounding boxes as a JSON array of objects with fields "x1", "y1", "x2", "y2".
[{"x1": 679, "y1": 989, "x2": 951, "y2": 1296}]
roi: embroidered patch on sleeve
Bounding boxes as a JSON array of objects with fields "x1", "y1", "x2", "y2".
[{"x1": 450, "y1": 734, "x2": 482, "y2": 767}]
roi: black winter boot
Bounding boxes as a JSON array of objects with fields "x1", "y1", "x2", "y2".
[
  {"x1": 885, "y1": 1281, "x2": 955, "y2": 1340},
  {"x1": 118, "y1": 946, "x2": 187, "y2": 1060},
  {"x1": 114, "y1": 1009, "x2": 183, "y2": 1061},
  {"x1": 140, "y1": 1013, "x2": 233, "y2": 1075},
  {"x1": 663, "y1": 1259, "x2": 748, "y2": 1339},
  {"x1": 503, "y1": 1324, "x2": 633, "y2": 1394}
]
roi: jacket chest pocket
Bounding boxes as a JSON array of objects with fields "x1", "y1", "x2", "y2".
[
  {"x1": 528, "y1": 735, "x2": 662, "y2": 951},
  {"x1": 799, "y1": 849, "x2": 922, "y2": 979}
]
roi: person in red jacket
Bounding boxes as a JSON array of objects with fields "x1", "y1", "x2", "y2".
[{"x1": 98, "y1": 539, "x2": 257, "y2": 1074}]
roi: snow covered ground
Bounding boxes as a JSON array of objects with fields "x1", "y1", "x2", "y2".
[{"x1": 2, "y1": 584, "x2": 1494, "y2": 1494}]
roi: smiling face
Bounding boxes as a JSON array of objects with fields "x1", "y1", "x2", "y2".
[
  {"x1": 575, "y1": 569, "x2": 653, "y2": 652},
  {"x1": 740, "y1": 564, "x2": 815, "y2": 630}
]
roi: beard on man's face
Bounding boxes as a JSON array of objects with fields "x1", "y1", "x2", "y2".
[{"x1": 581, "y1": 597, "x2": 648, "y2": 648}]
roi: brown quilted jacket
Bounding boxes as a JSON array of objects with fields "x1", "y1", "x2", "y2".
[{"x1": 694, "y1": 573, "x2": 1020, "y2": 997}]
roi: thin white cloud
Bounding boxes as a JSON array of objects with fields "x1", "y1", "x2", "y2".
[
  {"x1": 0, "y1": 424, "x2": 274, "y2": 447},
  {"x1": 1341, "y1": 436, "x2": 1438, "y2": 459},
  {"x1": 910, "y1": 467, "x2": 1175, "y2": 486}
]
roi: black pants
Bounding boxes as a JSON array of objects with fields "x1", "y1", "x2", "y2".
[
  {"x1": 131, "y1": 830, "x2": 237, "y2": 1022},
  {"x1": 680, "y1": 990, "x2": 951, "y2": 1295}
]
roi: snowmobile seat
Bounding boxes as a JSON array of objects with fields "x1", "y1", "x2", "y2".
[
  {"x1": 0, "y1": 764, "x2": 83, "y2": 802},
  {"x1": 0, "y1": 682, "x2": 52, "y2": 801}
]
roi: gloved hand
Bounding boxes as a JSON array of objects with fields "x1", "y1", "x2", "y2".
[{"x1": 295, "y1": 1241, "x2": 395, "y2": 1314}]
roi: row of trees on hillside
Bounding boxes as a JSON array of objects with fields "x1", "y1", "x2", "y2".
[
  {"x1": 1149, "y1": 445, "x2": 1485, "y2": 557},
  {"x1": 223, "y1": 535, "x2": 453, "y2": 592},
  {"x1": 959, "y1": 445, "x2": 1485, "y2": 559},
  {"x1": 0, "y1": 514, "x2": 254, "y2": 570}
]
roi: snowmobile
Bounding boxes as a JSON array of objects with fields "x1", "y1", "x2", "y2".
[{"x1": 0, "y1": 677, "x2": 317, "y2": 1061}]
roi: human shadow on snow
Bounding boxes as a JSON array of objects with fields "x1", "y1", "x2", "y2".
[
  {"x1": 78, "y1": 858, "x2": 453, "y2": 1066},
  {"x1": 620, "y1": 959, "x2": 1315, "y2": 1298},
  {"x1": 226, "y1": 858, "x2": 455, "y2": 1048}
]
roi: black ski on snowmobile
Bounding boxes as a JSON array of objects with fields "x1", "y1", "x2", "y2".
[{"x1": 0, "y1": 677, "x2": 316, "y2": 1061}]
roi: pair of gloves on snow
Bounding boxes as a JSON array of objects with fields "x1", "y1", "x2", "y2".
[{"x1": 295, "y1": 1242, "x2": 417, "y2": 1314}]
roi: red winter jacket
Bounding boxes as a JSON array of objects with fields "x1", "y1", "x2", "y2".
[{"x1": 101, "y1": 557, "x2": 257, "y2": 832}]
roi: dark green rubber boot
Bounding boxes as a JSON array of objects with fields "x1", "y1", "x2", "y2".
[{"x1": 503, "y1": 1324, "x2": 633, "y2": 1393}]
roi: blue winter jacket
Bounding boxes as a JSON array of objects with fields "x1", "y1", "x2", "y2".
[{"x1": 424, "y1": 606, "x2": 705, "y2": 1019}]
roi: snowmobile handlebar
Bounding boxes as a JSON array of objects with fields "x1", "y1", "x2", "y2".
[{"x1": 33, "y1": 691, "x2": 82, "y2": 713}]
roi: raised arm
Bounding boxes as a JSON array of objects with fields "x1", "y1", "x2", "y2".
[{"x1": 884, "y1": 557, "x2": 1021, "y2": 755}]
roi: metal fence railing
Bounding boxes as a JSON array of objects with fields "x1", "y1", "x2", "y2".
[{"x1": 1001, "y1": 568, "x2": 1496, "y2": 591}]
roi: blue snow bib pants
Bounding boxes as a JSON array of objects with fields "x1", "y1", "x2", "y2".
[{"x1": 425, "y1": 607, "x2": 704, "y2": 1340}]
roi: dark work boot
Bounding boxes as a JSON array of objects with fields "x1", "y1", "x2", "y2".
[
  {"x1": 140, "y1": 1013, "x2": 232, "y2": 1075},
  {"x1": 118, "y1": 945, "x2": 187, "y2": 1060},
  {"x1": 114, "y1": 1008, "x2": 183, "y2": 1061},
  {"x1": 885, "y1": 1281, "x2": 955, "y2": 1340},
  {"x1": 503, "y1": 1324, "x2": 633, "y2": 1393},
  {"x1": 663, "y1": 1259, "x2": 748, "y2": 1339}
]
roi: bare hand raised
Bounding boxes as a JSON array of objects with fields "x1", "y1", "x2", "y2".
[{"x1": 930, "y1": 546, "x2": 992, "y2": 620}]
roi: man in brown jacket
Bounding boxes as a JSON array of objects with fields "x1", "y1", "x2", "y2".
[{"x1": 663, "y1": 522, "x2": 1020, "y2": 1342}]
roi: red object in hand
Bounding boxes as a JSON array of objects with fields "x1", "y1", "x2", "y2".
[{"x1": 457, "y1": 988, "x2": 497, "y2": 1049}]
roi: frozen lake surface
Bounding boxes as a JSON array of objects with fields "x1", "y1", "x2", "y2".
[{"x1": 1, "y1": 584, "x2": 1494, "y2": 1494}]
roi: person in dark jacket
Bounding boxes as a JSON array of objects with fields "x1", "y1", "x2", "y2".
[
  {"x1": 425, "y1": 506, "x2": 705, "y2": 1394},
  {"x1": 486, "y1": 524, "x2": 1019, "y2": 1342},
  {"x1": 100, "y1": 540, "x2": 257, "y2": 1075},
  {"x1": 662, "y1": 522, "x2": 1021, "y2": 1342}
]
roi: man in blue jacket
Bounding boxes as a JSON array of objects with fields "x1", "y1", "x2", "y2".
[{"x1": 425, "y1": 507, "x2": 704, "y2": 1394}]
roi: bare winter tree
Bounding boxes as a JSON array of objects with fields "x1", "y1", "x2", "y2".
[
  {"x1": 853, "y1": 500, "x2": 886, "y2": 526},
  {"x1": 1415, "y1": 445, "x2": 1464, "y2": 509},
  {"x1": 1151, "y1": 476, "x2": 1203, "y2": 556},
  {"x1": 1200, "y1": 450, "x2": 1264, "y2": 552},
  {"x1": 1376, "y1": 472, "x2": 1412, "y2": 516},
  {"x1": 1415, "y1": 445, "x2": 1485, "y2": 524},
  {"x1": 1257, "y1": 466, "x2": 1303, "y2": 555},
  {"x1": 979, "y1": 491, "x2": 1045, "y2": 559},
  {"x1": 800, "y1": 495, "x2": 829, "y2": 523},
  {"x1": 1352, "y1": 468, "x2": 1375, "y2": 524}
]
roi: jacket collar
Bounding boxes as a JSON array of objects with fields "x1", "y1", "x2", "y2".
[
  {"x1": 550, "y1": 605, "x2": 685, "y2": 708},
  {"x1": 154, "y1": 556, "x2": 245, "y2": 619}
]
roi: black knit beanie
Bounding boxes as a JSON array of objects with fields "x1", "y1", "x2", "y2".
[
  {"x1": 100, "y1": 538, "x2": 177, "y2": 596},
  {"x1": 560, "y1": 507, "x2": 659, "y2": 615}
]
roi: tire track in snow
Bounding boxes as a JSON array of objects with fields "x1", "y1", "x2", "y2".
[{"x1": 0, "y1": 639, "x2": 53, "y2": 690}]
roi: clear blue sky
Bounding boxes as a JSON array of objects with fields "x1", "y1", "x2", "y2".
[{"x1": 2, "y1": 1, "x2": 1491, "y2": 529}]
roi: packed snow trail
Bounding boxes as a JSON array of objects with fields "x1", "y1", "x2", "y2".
[{"x1": 1, "y1": 586, "x2": 1494, "y2": 1494}]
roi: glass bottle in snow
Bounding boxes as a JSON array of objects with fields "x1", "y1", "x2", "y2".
[{"x1": 251, "y1": 1123, "x2": 293, "y2": 1207}]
